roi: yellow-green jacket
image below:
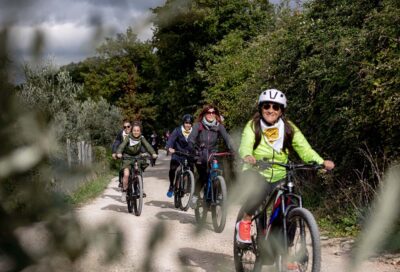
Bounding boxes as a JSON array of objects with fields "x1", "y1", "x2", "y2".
[{"x1": 239, "y1": 120, "x2": 324, "y2": 182}]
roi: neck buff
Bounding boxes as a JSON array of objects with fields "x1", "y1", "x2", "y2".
[
  {"x1": 202, "y1": 116, "x2": 217, "y2": 129},
  {"x1": 260, "y1": 118, "x2": 285, "y2": 152},
  {"x1": 181, "y1": 125, "x2": 192, "y2": 140}
]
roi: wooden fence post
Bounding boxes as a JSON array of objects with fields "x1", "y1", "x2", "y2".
[{"x1": 67, "y1": 138, "x2": 71, "y2": 167}]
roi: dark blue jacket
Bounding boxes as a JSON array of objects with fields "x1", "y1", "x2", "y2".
[
  {"x1": 111, "y1": 129, "x2": 124, "y2": 153},
  {"x1": 166, "y1": 126, "x2": 192, "y2": 162}
]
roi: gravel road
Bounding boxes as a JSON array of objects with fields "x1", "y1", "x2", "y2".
[{"x1": 74, "y1": 151, "x2": 399, "y2": 272}]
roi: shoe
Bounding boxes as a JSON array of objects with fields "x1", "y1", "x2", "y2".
[
  {"x1": 143, "y1": 192, "x2": 147, "y2": 198},
  {"x1": 287, "y1": 262, "x2": 300, "y2": 271},
  {"x1": 236, "y1": 220, "x2": 252, "y2": 244},
  {"x1": 189, "y1": 196, "x2": 198, "y2": 209},
  {"x1": 166, "y1": 186, "x2": 174, "y2": 198},
  {"x1": 121, "y1": 190, "x2": 127, "y2": 202}
]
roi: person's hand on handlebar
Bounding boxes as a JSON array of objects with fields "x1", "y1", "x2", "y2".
[
  {"x1": 152, "y1": 154, "x2": 158, "y2": 159},
  {"x1": 112, "y1": 153, "x2": 117, "y2": 160},
  {"x1": 117, "y1": 153, "x2": 122, "y2": 159},
  {"x1": 243, "y1": 155, "x2": 256, "y2": 165},
  {"x1": 323, "y1": 160, "x2": 335, "y2": 171},
  {"x1": 168, "y1": 148, "x2": 175, "y2": 154}
]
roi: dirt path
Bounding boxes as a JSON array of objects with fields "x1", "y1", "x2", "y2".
[{"x1": 74, "y1": 151, "x2": 399, "y2": 272}]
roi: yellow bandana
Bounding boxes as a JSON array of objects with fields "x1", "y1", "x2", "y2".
[
  {"x1": 263, "y1": 127, "x2": 279, "y2": 143},
  {"x1": 181, "y1": 126, "x2": 192, "y2": 140}
]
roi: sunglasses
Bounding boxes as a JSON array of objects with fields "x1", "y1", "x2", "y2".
[
  {"x1": 262, "y1": 103, "x2": 281, "y2": 111},
  {"x1": 206, "y1": 111, "x2": 216, "y2": 115},
  {"x1": 123, "y1": 125, "x2": 131, "y2": 129}
]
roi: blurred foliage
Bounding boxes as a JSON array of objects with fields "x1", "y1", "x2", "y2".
[{"x1": 0, "y1": 29, "x2": 123, "y2": 272}]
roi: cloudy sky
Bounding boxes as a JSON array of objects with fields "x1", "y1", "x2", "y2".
[{"x1": 1, "y1": 0, "x2": 166, "y2": 67}]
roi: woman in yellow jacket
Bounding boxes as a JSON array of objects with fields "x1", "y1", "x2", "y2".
[{"x1": 236, "y1": 89, "x2": 335, "y2": 244}]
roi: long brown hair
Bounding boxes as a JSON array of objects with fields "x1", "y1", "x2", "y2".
[
  {"x1": 197, "y1": 104, "x2": 223, "y2": 124},
  {"x1": 251, "y1": 111, "x2": 294, "y2": 153}
]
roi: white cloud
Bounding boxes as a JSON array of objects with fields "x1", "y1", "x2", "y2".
[{"x1": 2, "y1": 0, "x2": 165, "y2": 66}]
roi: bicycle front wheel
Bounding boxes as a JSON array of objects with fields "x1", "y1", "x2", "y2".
[
  {"x1": 211, "y1": 175, "x2": 228, "y2": 233},
  {"x1": 194, "y1": 189, "x2": 208, "y2": 224},
  {"x1": 133, "y1": 175, "x2": 144, "y2": 216},
  {"x1": 283, "y1": 207, "x2": 321, "y2": 272},
  {"x1": 173, "y1": 172, "x2": 181, "y2": 209},
  {"x1": 179, "y1": 170, "x2": 195, "y2": 211}
]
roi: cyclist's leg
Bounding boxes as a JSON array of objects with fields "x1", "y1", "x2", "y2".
[
  {"x1": 194, "y1": 163, "x2": 207, "y2": 196},
  {"x1": 122, "y1": 167, "x2": 130, "y2": 191},
  {"x1": 167, "y1": 159, "x2": 180, "y2": 197},
  {"x1": 121, "y1": 161, "x2": 130, "y2": 201},
  {"x1": 236, "y1": 170, "x2": 271, "y2": 243}
]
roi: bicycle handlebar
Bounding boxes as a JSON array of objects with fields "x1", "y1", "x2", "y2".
[
  {"x1": 242, "y1": 158, "x2": 324, "y2": 171},
  {"x1": 208, "y1": 152, "x2": 234, "y2": 162},
  {"x1": 121, "y1": 153, "x2": 151, "y2": 160},
  {"x1": 173, "y1": 151, "x2": 195, "y2": 158}
]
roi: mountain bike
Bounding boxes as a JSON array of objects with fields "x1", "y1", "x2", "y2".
[
  {"x1": 195, "y1": 152, "x2": 233, "y2": 233},
  {"x1": 233, "y1": 160, "x2": 323, "y2": 272},
  {"x1": 172, "y1": 151, "x2": 196, "y2": 211},
  {"x1": 121, "y1": 153, "x2": 150, "y2": 216}
]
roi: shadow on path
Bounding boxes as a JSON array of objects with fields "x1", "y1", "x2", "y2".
[
  {"x1": 155, "y1": 210, "x2": 198, "y2": 225},
  {"x1": 101, "y1": 194, "x2": 122, "y2": 202},
  {"x1": 145, "y1": 200, "x2": 175, "y2": 209},
  {"x1": 101, "y1": 204, "x2": 127, "y2": 213},
  {"x1": 178, "y1": 247, "x2": 234, "y2": 272}
]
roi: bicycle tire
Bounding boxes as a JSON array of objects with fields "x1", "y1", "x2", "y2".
[
  {"x1": 133, "y1": 175, "x2": 144, "y2": 216},
  {"x1": 173, "y1": 171, "x2": 181, "y2": 209},
  {"x1": 281, "y1": 207, "x2": 321, "y2": 272},
  {"x1": 233, "y1": 209, "x2": 262, "y2": 272},
  {"x1": 127, "y1": 173, "x2": 134, "y2": 213},
  {"x1": 179, "y1": 170, "x2": 195, "y2": 211},
  {"x1": 211, "y1": 175, "x2": 228, "y2": 233}
]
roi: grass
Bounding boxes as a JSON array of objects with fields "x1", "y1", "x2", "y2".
[
  {"x1": 66, "y1": 172, "x2": 116, "y2": 205},
  {"x1": 318, "y1": 216, "x2": 361, "y2": 237}
]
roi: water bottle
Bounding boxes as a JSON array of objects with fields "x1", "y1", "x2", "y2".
[{"x1": 212, "y1": 159, "x2": 219, "y2": 169}]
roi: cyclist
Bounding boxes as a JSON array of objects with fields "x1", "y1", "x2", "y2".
[
  {"x1": 117, "y1": 121, "x2": 158, "y2": 201},
  {"x1": 111, "y1": 120, "x2": 132, "y2": 160},
  {"x1": 165, "y1": 114, "x2": 194, "y2": 198},
  {"x1": 236, "y1": 89, "x2": 335, "y2": 245},
  {"x1": 188, "y1": 104, "x2": 235, "y2": 208}
]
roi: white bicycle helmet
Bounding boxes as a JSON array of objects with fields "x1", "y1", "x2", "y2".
[{"x1": 258, "y1": 89, "x2": 287, "y2": 108}]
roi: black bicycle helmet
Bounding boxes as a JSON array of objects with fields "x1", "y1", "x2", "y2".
[{"x1": 182, "y1": 114, "x2": 194, "y2": 124}]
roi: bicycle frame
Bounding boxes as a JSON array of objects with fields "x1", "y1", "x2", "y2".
[
  {"x1": 172, "y1": 151, "x2": 194, "y2": 182},
  {"x1": 251, "y1": 161, "x2": 322, "y2": 258},
  {"x1": 203, "y1": 152, "x2": 231, "y2": 203}
]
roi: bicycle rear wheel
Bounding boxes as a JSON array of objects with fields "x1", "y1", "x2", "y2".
[
  {"x1": 133, "y1": 175, "x2": 144, "y2": 216},
  {"x1": 179, "y1": 170, "x2": 195, "y2": 211},
  {"x1": 282, "y1": 207, "x2": 321, "y2": 272},
  {"x1": 211, "y1": 175, "x2": 228, "y2": 233}
]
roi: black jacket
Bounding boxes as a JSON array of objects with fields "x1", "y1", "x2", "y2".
[{"x1": 188, "y1": 121, "x2": 234, "y2": 164}]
